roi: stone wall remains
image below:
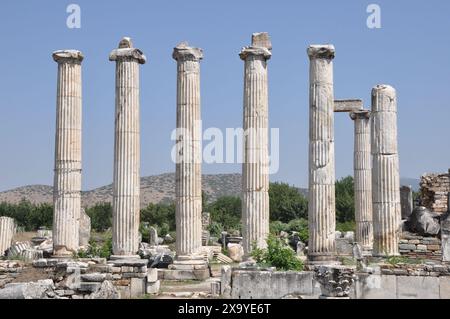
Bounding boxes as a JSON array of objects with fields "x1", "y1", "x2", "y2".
[{"x1": 420, "y1": 171, "x2": 450, "y2": 213}]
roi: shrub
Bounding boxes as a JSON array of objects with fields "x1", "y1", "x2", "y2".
[
  {"x1": 287, "y1": 219, "x2": 309, "y2": 243},
  {"x1": 336, "y1": 221, "x2": 356, "y2": 232},
  {"x1": 208, "y1": 221, "x2": 224, "y2": 238},
  {"x1": 77, "y1": 232, "x2": 113, "y2": 259},
  {"x1": 269, "y1": 221, "x2": 289, "y2": 235},
  {"x1": 251, "y1": 235, "x2": 304, "y2": 271}
]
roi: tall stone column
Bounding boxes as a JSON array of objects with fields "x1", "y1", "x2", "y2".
[
  {"x1": 240, "y1": 33, "x2": 271, "y2": 257},
  {"x1": 371, "y1": 84, "x2": 401, "y2": 257},
  {"x1": 52, "y1": 50, "x2": 84, "y2": 257},
  {"x1": 109, "y1": 38, "x2": 146, "y2": 257},
  {"x1": 350, "y1": 110, "x2": 373, "y2": 251},
  {"x1": 173, "y1": 42, "x2": 203, "y2": 260},
  {"x1": 0, "y1": 217, "x2": 15, "y2": 256},
  {"x1": 307, "y1": 45, "x2": 336, "y2": 263}
]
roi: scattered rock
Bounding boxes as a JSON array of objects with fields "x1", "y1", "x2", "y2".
[{"x1": 227, "y1": 243, "x2": 244, "y2": 262}]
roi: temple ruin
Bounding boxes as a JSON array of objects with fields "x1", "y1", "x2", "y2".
[{"x1": 0, "y1": 33, "x2": 449, "y2": 300}]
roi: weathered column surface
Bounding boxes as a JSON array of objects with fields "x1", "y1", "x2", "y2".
[
  {"x1": 52, "y1": 50, "x2": 83, "y2": 256},
  {"x1": 0, "y1": 217, "x2": 15, "y2": 256},
  {"x1": 173, "y1": 42, "x2": 203, "y2": 260},
  {"x1": 371, "y1": 84, "x2": 401, "y2": 257},
  {"x1": 240, "y1": 33, "x2": 271, "y2": 257},
  {"x1": 350, "y1": 110, "x2": 373, "y2": 251},
  {"x1": 307, "y1": 45, "x2": 336, "y2": 263},
  {"x1": 109, "y1": 38, "x2": 146, "y2": 258}
]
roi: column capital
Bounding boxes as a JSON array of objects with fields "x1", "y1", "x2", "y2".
[
  {"x1": 240, "y1": 32, "x2": 272, "y2": 61},
  {"x1": 239, "y1": 47, "x2": 272, "y2": 60},
  {"x1": 350, "y1": 110, "x2": 371, "y2": 121},
  {"x1": 53, "y1": 50, "x2": 84, "y2": 63},
  {"x1": 109, "y1": 37, "x2": 146, "y2": 64},
  {"x1": 173, "y1": 42, "x2": 203, "y2": 62},
  {"x1": 307, "y1": 45, "x2": 335, "y2": 60}
]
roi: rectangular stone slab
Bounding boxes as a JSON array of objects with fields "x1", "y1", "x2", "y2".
[{"x1": 334, "y1": 99, "x2": 363, "y2": 112}]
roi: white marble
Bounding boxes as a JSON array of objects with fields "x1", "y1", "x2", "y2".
[
  {"x1": 307, "y1": 45, "x2": 337, "y2": 263},
  {"x1": 52, "y1": 50, "x2": 84, "y2": 256},
  {"x1": 109, "y1": 37, "x2": 146, "y2": 257},
  {"x1": 371, "y1": 84, "x2": 401, "y2": 257}
]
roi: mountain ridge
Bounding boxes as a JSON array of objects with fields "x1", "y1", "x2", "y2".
[{"x1": 0, "y1": 174, "x2": 419, "y2": 208}]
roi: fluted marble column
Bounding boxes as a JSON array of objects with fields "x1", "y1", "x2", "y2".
[
  {"x1": 371, "y1": 84, "x2": 401, "y2": 257},
  {"x1": 240, "y1": 33, "x2": 271, "y2": 257},
  {"x1": 173, "y1": 42, "x2": 203, "y2": 258},
  {"x1": 0, "y1": 217, "x2": 15, "y2": 256},
  {"x1": 307, "y1": 45, "x2": 336, "y2": 263},
  {"x1": 350, "y1": 110, "x2": 373, "y2": 251},
  {"x1": 52, "y1": 50, "x2": 83, "y2": 256},
  {"x1": 109, "y1": 38, "x2": 146, "y2": 257}
]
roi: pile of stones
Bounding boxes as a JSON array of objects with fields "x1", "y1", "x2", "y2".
[{"x1": 0, "y1": 260, "x2": 24, "y2": 288}]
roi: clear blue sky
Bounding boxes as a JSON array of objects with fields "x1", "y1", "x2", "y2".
[{"x1": 0, "y1": 0, "x2": 449, "y2": 191}]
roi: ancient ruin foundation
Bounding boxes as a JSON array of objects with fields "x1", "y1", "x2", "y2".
[
  {"x1": 52, "y1": 50, "x2": 84, "y2": 256},
  {"x1": 173, "y1": 42, "x2": 203, "y2": 259},
  {"x1": 240, "y1": 33, "x2": 271, "y2": 257},
  {"x1": 110, "y1": 38, "x2": 146, "y2": 257},
  {"x1": 371, "y1": 84, "x2": 401, "y2": 257},
  {"x1": 0, "y1": 217, "x2": 15, "y2": 256},
  {"x1": 307, "y1": 45, "x2": 336, "y2": 263},
  {"x1": 420, "y1": 171, "x2": 450, "y2": 214},
  {"x1": 350, "y1": 110, "x2": 373, "y2": 251}
]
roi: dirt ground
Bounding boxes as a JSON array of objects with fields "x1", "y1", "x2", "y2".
[{"x1": 12, "y1": 232, "x2": 37, "y2": 243}]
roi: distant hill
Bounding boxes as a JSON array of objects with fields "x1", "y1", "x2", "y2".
[
  {"x1": 0, "y1": 174, "x2": 419, "y2": 207},
  {"x1": 0, "y1": 173, "x2": 243, "y2": 208}
]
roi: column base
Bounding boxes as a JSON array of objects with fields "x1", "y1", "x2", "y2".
[
  {"x1": 170, "y1": 254, "x2": 208, "y2": 270},
  {"x1": 362, "y1": 249, "x2": 373, "y2": 257},
  {"x1": 163, "y1": 254, "x2": 210, "y2": 280},
  {"x1": 307, "y1": 253, "x2": 338, "y2": 265},
  {"x1": 52, "y1": 246, "x2": 76, "y2": 259}
]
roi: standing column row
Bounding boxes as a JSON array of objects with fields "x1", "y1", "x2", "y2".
[
  {"x1": 240, "y1": 33, "x2": 272, "y2": 257},
  {"x1": 52, "y1": 50, "x2": 84, "y2": 257},
  {"x1": 371, "y1": 84, "x2": 401, "y2": 257},
  {"x1": 109, "y1": 38, "x2": 146, "y2": 257},
  {"x1": 173, "y1": 42, "x2": 203, "y2": 259}
]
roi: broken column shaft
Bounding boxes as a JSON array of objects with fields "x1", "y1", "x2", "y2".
[
  {"x1": 371, "y1": 84, "x2": 401, "y2": 257},
  {"x1": 0, "y1": 217, "x2": 15, "y2": 256}
]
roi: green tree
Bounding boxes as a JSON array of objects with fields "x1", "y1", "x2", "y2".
[
  {"x1": 207, "y1": 196, "x2": 241, "y2": 232},
  {"x1": 140, "y1": 202, "x2": 176, "y2": 235},
  {"x1": 86, "y1": 203, "x2": 112, "y2": 232},
  {"x1": 335, "y1": 176, "x2": 355, "y2": 223},
  {"x1": 269, "y1": 182, "x2": 308, "y2": 223}
]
